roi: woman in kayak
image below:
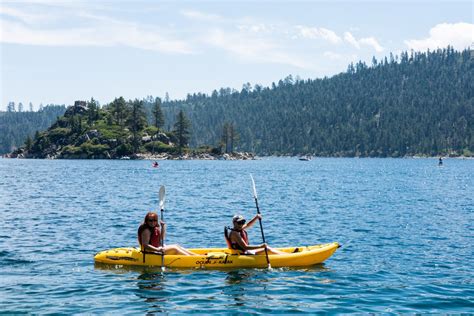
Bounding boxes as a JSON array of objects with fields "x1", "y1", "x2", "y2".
[
  {"x1": 225, "y1": 214, "x2": 285, "y2": 255},
  {"x1": 138, "y1": 212, "x2": 196, "y2": 255}
]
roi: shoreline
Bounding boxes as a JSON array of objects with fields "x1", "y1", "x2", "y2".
[
  {"x1": 2, "y1": 153, "x2": 472, "y2": 160},
  {"x1": 136, "y1": 152, "x2": 256, "y2": 160}
]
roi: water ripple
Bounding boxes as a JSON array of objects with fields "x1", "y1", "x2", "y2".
[{"x1": 0, "y1": 158, "x2": 473, "y2": 313}]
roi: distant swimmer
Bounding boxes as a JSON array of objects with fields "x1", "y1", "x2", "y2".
[
  {"x1": 438, "y1": 157, "x2": 443, "y2": 166},
  {"x1": 152, "y1": 161, "x2": 159, "y2": 168}
]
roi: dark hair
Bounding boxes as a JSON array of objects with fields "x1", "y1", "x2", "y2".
[
  {"x1": 138, "y1": 212, "x2": 159, "y2": 247},
  {"x1": 144, "y1": 212, "x2": 158, "y2": 226}
]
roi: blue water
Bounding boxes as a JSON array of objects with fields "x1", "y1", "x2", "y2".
[{"x1": 0, "y1": 158, "x2": 473, "y2": 313}]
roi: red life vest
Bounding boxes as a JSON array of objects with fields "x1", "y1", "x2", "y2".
[
  {"x1": 138, "y1": 224, "x2": 161, "y2": 248},
  {"x1": 240, "y1": 229, "x2": 249, "y2": 244}
]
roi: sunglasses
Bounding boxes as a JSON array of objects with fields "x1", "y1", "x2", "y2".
[
  {"x1": 236, "y1": 220, "x2": 246, "y2": 225},
  {"x1": 147, "y1": 219, "x2": 158, "y2": 222}
]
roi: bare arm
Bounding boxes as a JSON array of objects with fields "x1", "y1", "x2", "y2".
[
  {"x1": 230, "y1": 231, "x2": 266, "y2": 251},
  {"x1": 161, "y1": 221, "x2": 166, "y2": 241},
  {"x1": 243, "y1": 214, "x2": 261, "y2": 230},
  {"x1": 141, "y1": 229, "x2": 163, "y2": 253}
]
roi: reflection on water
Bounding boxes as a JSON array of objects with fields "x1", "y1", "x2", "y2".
[
  {"x1": 136, "y1": 272, "x2": 167, "y2": 313},
  {"x1": 94, "y1": 262, "x2": 165, "y2": 274},
  {"x1": 224, "y1": 270, "x2": 259, "y2": 308},
  {"x1": 225, "y1": 270, "x2": 257, "y2": 285}
]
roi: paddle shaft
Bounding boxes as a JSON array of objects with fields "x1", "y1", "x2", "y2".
[
  {"x1": 158, "y1": 185, "x2": 166, "y2": 271},
  {"x1": 253, "y1": 196, "x2": 271, "y2": 267},
  {"x1": 160, "y1": 208, "x2": 165, "y2": 269}
]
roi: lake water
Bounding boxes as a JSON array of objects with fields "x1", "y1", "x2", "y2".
[{"x1": 0, "y1": 158, "x2": 473, "y2": 313}]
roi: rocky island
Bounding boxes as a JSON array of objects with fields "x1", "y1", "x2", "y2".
[{"x1": 7, "y1": 99, "x2": 255, "y2": 160}]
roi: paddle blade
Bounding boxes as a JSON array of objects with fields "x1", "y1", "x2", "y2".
[
  {"x1": 159, "y1": 185, "x2": 166, "y2": 210},
  {"x1": 250, "y1": 174, "x2": 258, "y2": 199}
]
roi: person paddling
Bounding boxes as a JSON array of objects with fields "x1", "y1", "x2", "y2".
[
  {"x1": 152, "y1": 161, "x2": 159, "y2": 168},
  {"x1": 138, "y1": 212, "x2": 195, "y2": 255},
  {"x1": 224, "y1": 214, "x2": 285, "y2": 255}
]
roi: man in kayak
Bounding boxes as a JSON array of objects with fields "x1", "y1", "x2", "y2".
[
  {"x1": 225, "y1": 214, "x2": 285, "y2": 255},
  {"x1": 138, "y1": 212, "x2": 196, "y2": 255}
]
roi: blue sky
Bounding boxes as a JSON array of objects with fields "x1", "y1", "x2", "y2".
[{"x1": 0, "y1": 0, "x2": 472, "y2": 110}]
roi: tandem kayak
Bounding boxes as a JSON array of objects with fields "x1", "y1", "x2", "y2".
[{"x1": 94, "y1": 242, "x2": 339, "y2": 269}]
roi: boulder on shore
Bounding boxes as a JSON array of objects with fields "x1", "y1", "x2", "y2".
[{"x1": 137, "y1": 151, "x2": 256, "y2": 160}]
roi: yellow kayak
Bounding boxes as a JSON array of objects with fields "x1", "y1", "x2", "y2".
[{"x1": 94, "y1": 242, "x2": 339, "y2": 269}]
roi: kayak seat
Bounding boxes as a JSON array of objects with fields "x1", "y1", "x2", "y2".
[{"x1": 224, "y1": 226, "x2": 232, "y2": 249}]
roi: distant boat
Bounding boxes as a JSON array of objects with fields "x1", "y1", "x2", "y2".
[
  {"x1": 299, "y1": 155, "x2": 312, "y2": 161},
  {"x1": 120, "y1": 156, "x2": 130, "y2": 160}
]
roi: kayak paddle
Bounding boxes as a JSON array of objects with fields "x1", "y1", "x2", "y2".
[
  {"x1": 159, "y1": 185, "x2": 166, "y2": 271},
  {"x1": 250, "y1": 174, "x2": 271, "y2": 269}
]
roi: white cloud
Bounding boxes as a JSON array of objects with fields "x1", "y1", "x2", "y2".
[
  {"x1": 359, "y1": 37, "x2": 384, "y2": 52},
  {"x1": 0, "y1": 6, "x2": 194, "y2": 54},
  {"x1": 344, "y1": 31, "x2": 384, "y2": 52},
  {"x1": 323, "y1": 51, "x2": 343, "y2": 60},
  {"x1": 405, "y1": 22, "x2": 474, "y2": 51},
  {"x1": 238, "y1": 23, "x2": 270, "y2": 34},
  {"x1": 296, "y1": 26, "x2": 342, "y2": 44},
  {"x1": 0, "y1": 6, "x2": 50, "y2": 24},
  {"x1": 344, "y1": 32, "x2": 360, "y2": 49},
  {"x1": 205, "y1": 29, "x2": 310, "y2": 69},
  {"x1": 180, "y1": 10, "x2": 224, "y2": 23}
]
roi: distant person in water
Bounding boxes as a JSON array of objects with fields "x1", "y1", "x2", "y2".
[
  {"x1": 224, "y1": 214, "x2": 286, "y2": 255},
  {"x1": 138, "y1": 212, "x2": 195, "y2": 255},
  {"x1": 439, "y1": 157, "x2": 443, "y2": 166},
  {"x1": 152, "y1": 161, "x2": 159, "y2": 168}
]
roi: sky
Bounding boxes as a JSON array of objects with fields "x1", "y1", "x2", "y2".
[{"x1": 0, "y1": 0, "x2": 472, "y2": 110}]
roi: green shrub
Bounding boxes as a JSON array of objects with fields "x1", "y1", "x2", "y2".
[
  {"x1": 48, "y1": 127, "x2": 71, "y2": 142},
  {"x1": 62, "y1": 145, "x2": 82, "y2": 155},
  {"x1": 144, "y1": 141, "x2": 175, "y2": 153},
  {"x1": 195, "y1": 145, "x2": 216, "y2": 154},
  {"x1": 462, "y1": 149, "x2": 473, "y2": 157},
  {"x1": 80, "y1": 141, "x2": 109, "y2": 155},
  {"x1": 144, "y1": 126, "x2": 159, "y2": 136},
  {"x1": 115, "y1": 143, "x2": 133, "y2": 156},
  {"x1": 95, "y1": 121, "x2": 128, "y2": 139}
]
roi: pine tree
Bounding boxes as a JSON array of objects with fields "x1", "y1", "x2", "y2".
[
  {"x1": 25, "y1": 135, "x2": 32, "y2": 151},
  {"x1": 152, "y1": 97, "x2": 165, "y2": 130},
  {"x1": 221, "y1": 122, "x2": 229, "y2": 153},
  {"x1": 110, "y1": 97, "x2": 127, "y2": 126},
  {"x1": 87, "y1": 98, "x2": 99, "y2": 125},
  {"x1": 173, "y1": 110, "x2": 191, "y2": 154},
  {"x1": 126, "y1": 99, "x2": 147, "y2": 154},
  {"x1": 7, "y1": 102, "x2": 15, "y2": 112}
]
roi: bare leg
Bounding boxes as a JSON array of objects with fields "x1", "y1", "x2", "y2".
[
  {"x1": 255, "y1": 246, "x2": 286, "y2": 255},
  {"x1": 164, "y1": 244, "x2": 197, "y2": 256}
]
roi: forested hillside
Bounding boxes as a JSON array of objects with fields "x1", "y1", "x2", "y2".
[
  {"x1": 3, "y1": 47, "x2": 473, "y2": 157},
  {"x1": 160, "y1": 47, "x2": 473, "y2": 157},
  {"x1": 0, "y1": 105, "x2": 66, "y2": 154}
]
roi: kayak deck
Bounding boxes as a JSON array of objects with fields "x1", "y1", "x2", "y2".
[{"x1": 94, "y1": 242, "x2": 339, "y2": 269}]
